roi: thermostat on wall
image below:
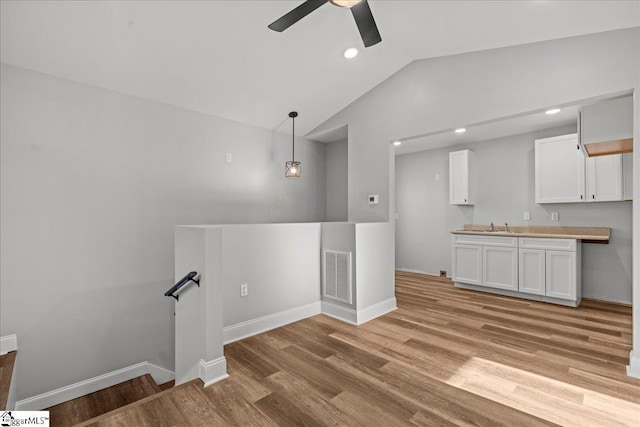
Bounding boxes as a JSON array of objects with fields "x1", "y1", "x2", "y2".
[{"x1": 368, "y1": 194, "x2": 379, "y2": 205}]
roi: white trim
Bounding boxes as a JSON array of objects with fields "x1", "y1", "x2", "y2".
[
  {"x1": 396, "y1": 268, "x2": 447, "y2": 278},
  {"x1": 223, "y1": 301, "x2": 321, "y2": 344},
  {"x1": 356, "y1": 297, "x2": 397, "y2": 325},
  {"x1": 0, "y1": 335, "x2": 17, "y2": 355},
  {"x1": 321, "y1": 301, "x2": 357, "y2": 325},
  {"x1": 455, "y1": 281, "x2": 580, "y2": 307},
  {"x1": 627, "y1": 350, "x2": 640, "y2": 379},
  {"x1": 582, "y1": 294, "x2": 632, "y2": 306},
  {"x1": 15, "y1": 361, "x2": 175, "y2": 411},
  {"x1": 199, "y1": 357, "x2": 228, "y2": 388}
]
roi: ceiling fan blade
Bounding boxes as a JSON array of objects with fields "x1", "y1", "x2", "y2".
[
  {"x1": 351, "y1": 0, "x2": 381, "y2": 47},
  {"x1": 268, "y1": 0, "x2": 328, "y2": 32}
]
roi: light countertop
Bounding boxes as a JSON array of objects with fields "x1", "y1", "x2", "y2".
[{"x1": 450, "y1": 225, "x2": 610, "y2": 242}]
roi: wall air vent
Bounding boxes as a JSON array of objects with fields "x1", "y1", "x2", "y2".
[{"x1": 323, "y1": 249, "x2": 352, "y2": 304}]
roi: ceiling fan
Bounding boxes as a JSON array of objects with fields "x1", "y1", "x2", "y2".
[{"x1": 268, "y1": 0, "x2": 382, "y2": 48}]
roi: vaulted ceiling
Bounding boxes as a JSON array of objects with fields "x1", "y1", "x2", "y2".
[{"x1": 1, "y1": 1, "x2": 638, "y2": 135}]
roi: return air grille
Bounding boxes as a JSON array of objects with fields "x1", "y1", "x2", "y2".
[{"x1": 323, "y1": 249, "x2": 352, "y2": 304}]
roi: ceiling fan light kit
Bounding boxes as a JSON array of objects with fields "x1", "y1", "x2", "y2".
[
  {"x1": 268, "y1": 0, "x2": 382, "y2": 48},
  {"x1": 329, "y1": 0, "x2": 364, "y2": 7}
]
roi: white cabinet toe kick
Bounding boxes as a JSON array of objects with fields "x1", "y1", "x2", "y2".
[{"x1": 451, "y1": 235, "x2": 581, "y2": 307}]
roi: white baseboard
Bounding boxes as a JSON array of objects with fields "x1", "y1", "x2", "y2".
[
  {"x1": 396, "y1": 268, "x2": 444, "y2": 277},
  {"x1": 356, "y1": 297, "x2": 397, "y2": 325},
  {"x1": 627, "y1": 350, "x2": 640, "y2": 379},
  {"x1": 1, "y1": 334, "x2": 18, "y2": 355},
  {"x1": 223, "y1": 302, "x2": 321, "y2": 344},
  {"x1": 321, "y1": 301, "x2": 357, "y2": 325},
  {"x1": 199, "y1": 357, "x2": 228, "y2": 388},
  {"x1": 582, "y1": 294, "x2": 632, "y2": 305},
  {"x1": 15, "y1": 361, "x2": 175, "y2": 411}
]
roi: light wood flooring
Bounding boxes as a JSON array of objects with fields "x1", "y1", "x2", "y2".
[{"x1": 70, "y1": 272, "x2": 640, "y2": 425}]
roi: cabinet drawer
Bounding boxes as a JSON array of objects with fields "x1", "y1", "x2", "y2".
[
  {"x1": 451, "y1": 234, "x2": 517, "y2": 247},
  {"x1": 518, "y1": 238, "x2": 576, "y2": 251}
]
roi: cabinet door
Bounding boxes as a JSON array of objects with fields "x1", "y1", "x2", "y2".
[
  {"x1": 452, "y1": 244, "x2": 482, "y2": 285},
  {"x1": 586, "y1": 154, "x2": 623, "y2": 202},
  {"x1": 518, "y1": 249, "x2": 545, "y2": 295},
  {"x1": 535, "y1": 134, "x2": 585, "y2": 203},
  {"x1": 545, "y1": 250, "x2": 576, "y2": 300},
  {"x1": 623, "y1": 153, "x2": 633, "y2": 201},
  {"x1": 449, "y1": 150, "x2": 473, "y2": 205},
  {"x1": 482, "y1": 246, "x2": 518, "y2": 291}
]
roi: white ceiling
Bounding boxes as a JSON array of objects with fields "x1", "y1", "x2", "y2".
[
  {"x1": 2, "y1": 1, "x2": 639, "y2": 135},
  {"x1": 393, "y1": 106, "x2": 579, "y2": 155}
]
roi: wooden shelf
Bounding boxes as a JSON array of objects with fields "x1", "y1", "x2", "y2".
[{"x1": 584, "y1": 138, "x2": 633, "y2": 157}]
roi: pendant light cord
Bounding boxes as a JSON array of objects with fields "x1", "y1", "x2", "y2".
[{"x1": 289, "y1": 111, "x2": 298, "y2": 163}]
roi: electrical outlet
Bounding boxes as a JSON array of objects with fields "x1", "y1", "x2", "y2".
[
  {"x1": 226, "y1": 153, "x2": 232, "y2": 163},
  {"x1": 551, "y1": 212, "x2": 559, "y2": 221},
  {"x1": 439, "y1": 270, "x2": 446, "y2": 277},
  {"x1": 240, "y1": 283, "x2": 248, "y2": 297},
  {"x1": 435, "y1": 173, "x2": 440, "y2": 182},
  {"x1": 523, "y1": 212, "x2": 531, "y2": 221}
]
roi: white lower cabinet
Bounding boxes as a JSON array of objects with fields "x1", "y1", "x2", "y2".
[
  {"x1": 452, "y1": 244, "x2": 482, "y2": 285},
  {"x1": 453, "y1": 235, "x2": 581, "y2": 306},
  {"x1": 518, "y1": 249, "x2": 546, "y2": 295},
  {"x1": 452, "y1": 234, "x2": 517, "y2": 289},
  {"x1": 545, "y1": 250, "x2": 577, "y2": 300},
  {"x1": 483, "y1": 246, "x2": 518, "y2": 291}
]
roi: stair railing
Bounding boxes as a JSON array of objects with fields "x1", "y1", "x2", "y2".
[{"x1": 164, "y1": 271, "x2": 199, "y2": 301}]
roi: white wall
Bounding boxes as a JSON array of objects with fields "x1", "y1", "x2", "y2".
[
  {"x1": 221, "y1": 224, "x2": 321, "y2": 327},
  {"x1": 396, "y1": 125, "x2": 633, "y2": 304},
  {"x1": 321, "y1": 222, "x2": 357, "y2": 310},
  {"x1": 0, "y1": 63, "x2": 327, "y2": 400},
  {"x1": 325, "y1": 139, "x2": 348, "y2": 221},
  {"x1": 355, "y1": 222, "x2": 396, "y2": 310}
]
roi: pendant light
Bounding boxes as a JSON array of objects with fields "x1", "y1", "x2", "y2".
[{"x1": 285, "y1": 111, "x2": 301, "y2": 178}]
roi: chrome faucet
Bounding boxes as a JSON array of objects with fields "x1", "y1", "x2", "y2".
[
  {"x1": 505, "y1": 223, "x2": 509, "y2": 233},
  {"x1": 489, "y1": 222, "x2": 495, "y2": 232}
]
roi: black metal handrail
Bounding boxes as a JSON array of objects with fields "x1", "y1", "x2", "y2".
[{"x1": 164, "y1": 271, "x2": 199, "y2": 301}]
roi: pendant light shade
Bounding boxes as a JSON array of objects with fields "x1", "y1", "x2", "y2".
[{"x1": 285, "y1": 111, "x2": 301, "y2": 178}]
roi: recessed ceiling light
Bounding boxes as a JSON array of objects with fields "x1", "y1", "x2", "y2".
[
  {"x1": 343, "y1": 47, "x2": 359, "y2": 59},
  {"x1": 455, "y1": 128, "x2": 466, "y2": 134},
  {"x1": 393, "y1": 141, "x2": 402, "y2": 146},
  {"x1": 545, "y1": 108, "x2": 561, "y2": 115}
]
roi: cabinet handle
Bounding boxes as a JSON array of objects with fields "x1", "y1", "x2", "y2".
[
  {"x1": 580, "y1": 195, "x2": 583, "y2": 200},
  {"x1": 464, "y1": 198, "x2": 467, "y2": 203},
  {"x1": 577, "y1": 144, "x2": 579, "y2": 150},
  {"x1": 592, "y1": 194, "x2": 595, "y2": 200}
]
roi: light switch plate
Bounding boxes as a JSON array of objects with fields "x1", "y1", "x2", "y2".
[
  {"x1": 435, "y1": 173, "x2": 440, "y2": 182},
  {"x1": 226, "y1": 153, "x2": 232, "y2": 163}
]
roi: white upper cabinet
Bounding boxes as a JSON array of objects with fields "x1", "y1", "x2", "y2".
[
  {"x1": 449, "y1": 149, "x2": 474, "y2": 205},
  {"x1": 535, "y1": 134, "x2": 585, "y2": 204},
  {"x1": 623, "y1": 153, "x2": 633, "y2": 201},
  {"x1": 586, "y1": 154, "x2": 623, "y2": 202}
]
